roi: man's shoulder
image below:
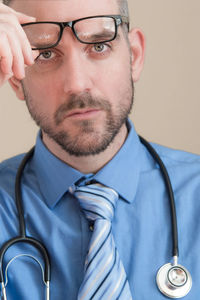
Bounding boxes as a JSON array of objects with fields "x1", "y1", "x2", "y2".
[
  {"x1": 152, "y1": 143, "x2": 200, "y2": 165},
  {"x1": 151, "y1": 143, "x2": 200, "y2": 177},
  {"x1": 0, "y1": 153, "x2": 25, "y2": 170},
  {"x1": 0, "y1": 153, "x2": 25, "y2": 184},
  {"x1": 142, "y1": 143, "x2": 200, "y2": 198}
]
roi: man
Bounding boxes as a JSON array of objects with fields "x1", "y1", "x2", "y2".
[{"x1": 0, "y1": 0, "x2": 200, "y2": 299}]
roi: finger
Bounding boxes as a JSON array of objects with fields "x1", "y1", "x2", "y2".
[
  {"x1": 0, "y1": 33, "x2": 13, "y2": 75},
  {"x1": 7, "y1": 31, "x2": 26, "y2": 79},
  {"x1": 0, "y1": 21, "x2": 25, "y2": 78},
  {"x1": 18, "y1": 26, "x2": 36, "y2": 65},
  {"x1": 0, "y1": 4, "x2": 37, "y2": 76},
  {"x1": 0, "y1": 14, "x2": 34, "y2": 66},
  {"x1": 32, "y1": 50, "x2": 40, "y2": 61},
  {"x1": 18, "y1": 29, "x2": 39, "y2": 66},
  {"x1": 3, "y1": 72, "x2": 14, "y2": 82},
  {"x1": 0, "y1": 4, "x2": 36, "y2": 24},
  {"x1": 11, "y1": 17, "x2": 38, "y2": 65},
  {"x1": 0, "y1": 26, "x2": 26, "y2": 79},
  {"x1": 19, "y1": 29, "x2": 40, "y2": 65},
  {"x1": 24, "y1": 50, "x2": 40, "y2": 69}
]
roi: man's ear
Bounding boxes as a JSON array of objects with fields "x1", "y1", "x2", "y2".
[
  {"x1": 8, "y1": 77, "x2": 25, "y2": 100},
  {"x1": 128, "y1": 28, "x2": 145, "y2": 82}
]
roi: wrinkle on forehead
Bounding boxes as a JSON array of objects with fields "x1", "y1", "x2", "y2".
[{"x1": 11, "y1": 0, "x2": 119, "y2": 22}]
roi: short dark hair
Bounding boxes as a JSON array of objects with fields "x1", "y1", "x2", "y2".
[
  {"x1": 118, "y1": 0, "x2": 129, "y2": 18},
  {"x1": 3, "y1": 0, "x2": 129, "y2": 36},
  {"x1": 3, "y1": 0, "x2": 129, "y2": 18}
]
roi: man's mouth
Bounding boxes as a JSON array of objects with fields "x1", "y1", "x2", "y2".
[{"x1": 65, "y1": 108, "x2": 101, "y2": 120}]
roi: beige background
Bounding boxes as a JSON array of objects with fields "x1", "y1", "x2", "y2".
[{"x1": 0, "y1": 0, "x2": 200, "y2": 161}]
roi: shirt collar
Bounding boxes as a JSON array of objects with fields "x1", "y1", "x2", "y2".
[
  {"x1": 93, "y1": 120, "x2": 142, "y2": 203},
  {"x1": 32, "y1": 134, "x2": 83, "y2": 208},
  {"x1": 32, "y1": 119, "x2": 144, "y2": 207}
]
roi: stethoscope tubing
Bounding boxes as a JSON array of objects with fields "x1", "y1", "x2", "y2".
[
  {"x1": 15, "y1": 147, "x2": 35, "y2": 237},
  {"x1": 0, "y1": 236, "x2": 50, "y2": 283},
  {"x1": 139, "y1": 136, "x2": 179, "y2": 258},
  {"x1": 0, "y1": 147, "x2": 51, "y2": 287}
]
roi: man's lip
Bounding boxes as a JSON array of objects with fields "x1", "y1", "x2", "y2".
[{"x1": 65, "y1": 108, "x2": 101, "y2": 118}]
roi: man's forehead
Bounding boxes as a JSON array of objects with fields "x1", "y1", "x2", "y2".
[{"x1": 11, "y1": 0, "x2": 119, "y2": 21}]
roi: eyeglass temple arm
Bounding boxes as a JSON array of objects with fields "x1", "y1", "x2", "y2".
[{"x1": 119, "y1": 16, "x2": 130, "y2": 31}]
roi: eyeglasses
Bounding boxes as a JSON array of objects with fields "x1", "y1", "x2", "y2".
[{"x1": 22, "y1": 15, "x2": 129, "y2": 50}]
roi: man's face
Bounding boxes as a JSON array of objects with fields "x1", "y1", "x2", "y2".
[{"x1": 11, "y1": 0, "x2": 135, "y2": 157}]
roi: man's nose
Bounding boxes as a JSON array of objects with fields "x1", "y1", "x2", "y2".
[{"x1": 62, "y1": 47, "x2": 93, "y2": 95}]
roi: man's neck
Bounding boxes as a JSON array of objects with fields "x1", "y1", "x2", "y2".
[{"x1": 42, "y1": 124, "x2": 128, "y2": 174}]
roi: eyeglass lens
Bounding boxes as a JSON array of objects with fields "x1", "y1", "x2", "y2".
[
  {"x1": 75, "y1": 17, "x2": 115, "y2": 43},
  {"x1": 23, "y1": 23, "x2": 60, "y2": 49},
  {"x1": 23, "y1": 17, "x2": 116, "y2": 50}
]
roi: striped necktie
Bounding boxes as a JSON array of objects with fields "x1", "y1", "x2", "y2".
[{"x1": 74, "y1": 183, "x2": 133, "y2": 300}]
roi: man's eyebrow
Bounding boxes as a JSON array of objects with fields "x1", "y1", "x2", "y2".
[{"x1": 84, "y1": 32, "x2": 121, "y2": 42}]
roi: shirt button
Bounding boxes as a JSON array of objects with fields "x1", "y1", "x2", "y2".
[{"x1": 89, "y1": 222, "x2": 94, "y2": 231}]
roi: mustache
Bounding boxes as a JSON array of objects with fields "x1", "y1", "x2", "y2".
[{"x1": 54, "y1": 93, "x2": 111, "y2": 125}]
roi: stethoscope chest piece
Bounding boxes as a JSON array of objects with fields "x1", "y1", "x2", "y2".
[{"x1": 156, "y1": 262, "x2": 192, "y2": 298}]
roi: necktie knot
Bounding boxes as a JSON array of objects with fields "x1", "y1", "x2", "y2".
[{"x1": 74, "y1": 184, "x2": 118, "y2": 222}]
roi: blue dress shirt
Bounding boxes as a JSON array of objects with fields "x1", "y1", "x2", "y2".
[{"x1": 0, "y1": 120, "x2": 200, "y2": 299}]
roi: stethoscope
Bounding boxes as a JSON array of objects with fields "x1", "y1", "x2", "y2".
[{"x1": 0, "y1": 137, "x2": 192, "y2": 299}]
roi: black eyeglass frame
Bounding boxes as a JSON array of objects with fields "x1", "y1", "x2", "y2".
[{"x1": 22, "y1": 15, "x2": 130, "y2": 50}]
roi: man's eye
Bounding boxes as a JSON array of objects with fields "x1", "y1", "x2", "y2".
[
  {"x1": 37, "y1": 50, "x2": 55, "y2": 60},
  {"x1": 93, "y1": 44, "x2": 108, "y2": 52}
]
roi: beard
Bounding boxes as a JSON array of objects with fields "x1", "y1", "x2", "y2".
[{"x1": 22, "y1": 75, "x2": 134, "y2": 157}]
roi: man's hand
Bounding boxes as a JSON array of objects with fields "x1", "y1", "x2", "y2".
[{"x1": 0, "y1": 3, "x2": 38, "y2": 87}]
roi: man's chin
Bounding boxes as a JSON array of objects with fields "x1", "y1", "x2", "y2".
[{"x1": 43, "y1": 128, "x2": 115, "y2": 157}]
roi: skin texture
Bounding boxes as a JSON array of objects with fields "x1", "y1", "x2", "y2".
[{"x1": 8, "y1": 0, "x2": 145, "y2": 173}]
